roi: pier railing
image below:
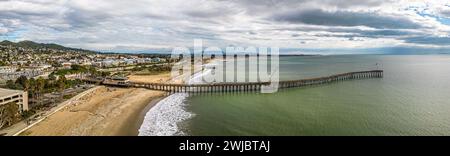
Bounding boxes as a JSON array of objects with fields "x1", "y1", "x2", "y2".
[{"x1": 83, "y1": 70, "x2": 383, "y2": 93}]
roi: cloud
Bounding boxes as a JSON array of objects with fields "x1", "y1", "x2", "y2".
[
  {"x1": 0, "y1": 0, "x2": 449, "y2": 52},
  {"x1": 404, "y1": 36, "x2": 450, "y2": 46},
  {"x1": 438, "y1": 10, "x2": 450, "y2": 18},
  {"x1": 63, "y1": 8, "x2": 111, "y2": 29},
  {"x1": 272, "y1": 9, "x2": 422, "y2": 29},
  {"x1": 0, "y1": 27, "x2": 7, "y2": 34},
  {"x1": 314, "y1": 0, "x2": 388, "y2": 8}
]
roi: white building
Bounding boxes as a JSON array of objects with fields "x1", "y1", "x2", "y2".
[
  {"x1": 62, "y1": 62, "x2": 72, "y2": 69},
  {"x1": 39, "y1": 64, "x2": 52, "y2": 70},
  {"x1": 0, "y1": 66, "x2": 18, "y2": 73},
  {"x1": 0, "y1": 88, "x2": 29, "y2": 112},
  {"x1": 151, "y1": 57, "x2": 161, "y2": 62}
]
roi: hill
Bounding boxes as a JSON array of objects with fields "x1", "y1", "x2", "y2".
[{"x1": 0, "y1": 40, "x2": 96, "y2": 53}]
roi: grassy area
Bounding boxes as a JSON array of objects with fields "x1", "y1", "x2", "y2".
[
  {"x1": 63, "y1": 94, "x2": 74, "y2": 100},
  {"x1": 53, "y1": 64, "x2": 88, "y2": 76}
]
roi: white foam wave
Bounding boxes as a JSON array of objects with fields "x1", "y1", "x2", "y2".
[
  {"x1": 138, "y1": 63, "x2": 213, "y2": 136},
  {"x1": 138, "y1": 93, "x2": 191, "y2": 136}
]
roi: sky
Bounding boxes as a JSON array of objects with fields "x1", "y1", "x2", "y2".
[{"x1": 0, "y1": 0, "x2": 450, "y2": 53}]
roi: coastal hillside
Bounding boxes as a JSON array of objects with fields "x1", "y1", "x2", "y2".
[{"x1": 0, "y1": 40, "x2": 95, "y2": 53}]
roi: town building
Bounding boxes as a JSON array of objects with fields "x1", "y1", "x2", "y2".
[
  {"x1": 0, "y1": 88, "x2": 29, "y2": 112},
  {"x1": 62, "y1": 62, "x2": 72, "y2": 69},
  {"x1": 0, "y1": 66, "x2": 18, "y2": 73},
  {"x1": 0, "y1": 69, "x2": 44, "y2": 81}
]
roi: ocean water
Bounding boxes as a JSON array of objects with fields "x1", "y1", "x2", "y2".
[{"x1": 140, "y1": 55, "x2": 450, "y2": 136}]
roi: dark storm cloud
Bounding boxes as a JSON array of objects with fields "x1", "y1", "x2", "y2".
[{"x1": 272, "y1": 9, "x2": 422, "y2": 29}]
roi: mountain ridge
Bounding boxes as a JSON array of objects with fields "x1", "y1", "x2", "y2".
[{"x1": 0, "y1": 40, "x2": 96, "y2": 53}]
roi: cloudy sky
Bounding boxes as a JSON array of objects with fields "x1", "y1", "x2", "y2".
[{"x1": 0, "y1": 0, "x2": 450, "y2": 53}]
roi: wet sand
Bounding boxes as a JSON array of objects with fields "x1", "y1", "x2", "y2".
[{"x1": 120, "y1": 96, "x2": 166, "y2": 135}]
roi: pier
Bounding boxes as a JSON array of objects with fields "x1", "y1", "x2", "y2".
[{"x1": 83, "y1": 70, "x2": 383, "y2": 93}]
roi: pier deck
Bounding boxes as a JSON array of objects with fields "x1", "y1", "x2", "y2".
[{"x1": 82, "y1": 70, "x2": 383, "y2": 93}]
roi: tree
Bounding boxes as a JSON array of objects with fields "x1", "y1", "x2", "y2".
[
  {"x1": 101, "y1": 71, "x2": 110, "y2": 77},
  {"x1": 28, "y1": 78, "x2": 36, "y2": 106},
  {"x1": 36, "y1": 77, "x2": 45, "y2": 106},
  {"x1": 51, "y1": 61, "x2": 62, "y2": 68},
  {"x1": 0, "y1": 60, "x2": 7, "y2": 66},
  {"x1": 57, "y1": 76, "x2": 66, "y2": 101},
  {"x1": 6, "y1": 80, "x2": 16, "y2": 89},
  {"x1": 15, "y1": 75, "x2": 28, "y2": 89},
  {"x1": 88, "y1": 66, "x2": 98, "y2": 76},
  {"x1": 48, "y1": 73, "x2": 56, "y2": 80},
  {"x1": 0, "y1": 102, "x2": 19, "y2": 129},
  {"x1": 23, "y1": 78, "x2": 30, "y2": 92},
  {"x1": 70, "y1": 64, "x2": 86, "y2": 72}
]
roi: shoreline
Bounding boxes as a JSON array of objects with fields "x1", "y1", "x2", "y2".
[{"x1": 121, "y1": 95, "x2": 167, "y2": 136}]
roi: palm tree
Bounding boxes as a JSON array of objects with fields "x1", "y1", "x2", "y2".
[
  {"x1": 23, "y1": 78, "x2": 30, "y2": 92},
  {"x1": 57, "y1": 76, "x2": 66, "y2": 101},
  {"x1": 36, "y1": 77, "x2": 45, "y2": 106},
  {"x1": 28, "y1": 78, "x2": 36, "y2": 106},
  {"x1": 22, "y1": 78, "x2": 30, "y2": 108}
]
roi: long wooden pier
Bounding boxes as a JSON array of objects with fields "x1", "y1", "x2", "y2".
[{"x1": 83, "y1": 70, "x2": 383, "y2": 93}]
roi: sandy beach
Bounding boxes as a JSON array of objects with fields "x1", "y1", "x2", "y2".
[
  {"x1": 17, "y1": 59, "x2": 213, "y2": 136},
  {"x1": 20, "y1": 73, "x2": 172, "y2": 136},
  {"x1": 128, "y1": 72, "x2": 173, "y2": 83}
]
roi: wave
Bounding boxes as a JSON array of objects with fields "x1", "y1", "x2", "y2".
[
  {"x1": 138, "y1": 93, "x2": 191, "y2": 136},
  {"x1": 138, "y1": 64, "x2": 212, "y2": 136}
]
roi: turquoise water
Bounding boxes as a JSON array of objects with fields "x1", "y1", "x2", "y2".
[{"x1": 183, "y1": 55, "x2": 450, "y2": 136}]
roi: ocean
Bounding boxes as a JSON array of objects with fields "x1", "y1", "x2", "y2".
[{"x1": 139, "y1": 55, "x2": 450, "y2": 136}]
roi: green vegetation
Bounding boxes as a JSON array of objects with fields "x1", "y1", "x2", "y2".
[
  {"x1": 50, "y1": 64, "x2": 109, "y2": 78},
  {"x1": 0, "y1": 102, "x2": 20, "y2": 129},
  {"x1": 20, "y1": 110, "x2": 35, "y2": 120},
  {"x1": 131, "y1": 64, "x2": 172, "y2": 75},
  {"x1": 3, "y1": 75, "x2": 83, "y2": 105},
  {"x1": 57, "y1": 76, "x2": 66, "y2": 101},
  {"x1": 53, "y1": 64, "x2": 88, "y2": 76},
  {"x1": 0, "y1": 74, "x2": 85, "y2": 129},
  {"x1": 63, "y1": 94, "x2": 73, "y2": 100},
  {"x1": 0, "y1": 60, "x2": 7, "y2": 66}
]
